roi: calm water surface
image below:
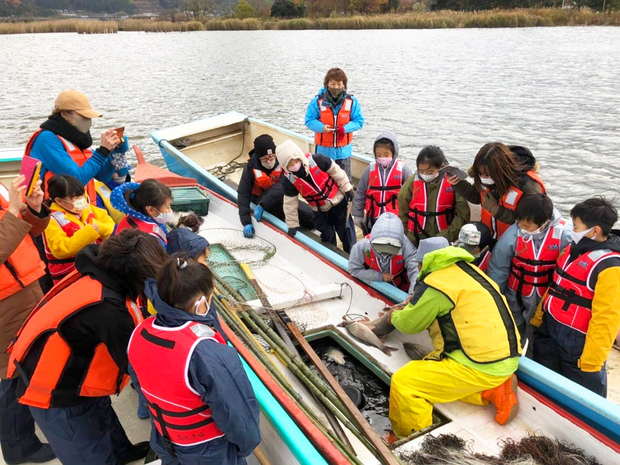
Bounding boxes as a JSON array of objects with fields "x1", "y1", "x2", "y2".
[{"x1": 1, "y1": 28, "x2": 619, "y2": 219}]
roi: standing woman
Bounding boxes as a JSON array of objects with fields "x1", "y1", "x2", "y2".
[
  {"x1": 448, "y1": 142, "x2": 545, "y2": 241},
  {"x1": 128, "y1": 253, "x2": 261, "y2": 465},
  {"x1": 8, "y1": 230, "x2": 167, "y2": 465},
  {"x1": 398, "y1": 146, "x2": 470, "y2": 247},
  {"x1": 111, "y1": 179, "x2": 173, "y2": 248},
  {"x1": 305, "y1": 68, "x2": 364, "y2": 179}
]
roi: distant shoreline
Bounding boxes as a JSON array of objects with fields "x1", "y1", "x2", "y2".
[{"x1": 1, "y1": 9, "x2": 619, "y2": 34}]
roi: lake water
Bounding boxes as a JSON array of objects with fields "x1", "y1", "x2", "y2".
[{"x1": 1, "y1": 27, "x2": 619, "y2": 220}]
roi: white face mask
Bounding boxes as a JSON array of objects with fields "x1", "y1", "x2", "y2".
[
  {"x1": 420, "y1": 172, "x2": 439, "y2": 183},
  {"x1": 376, "y1": 157, "x2": 392, "y2": 168},
  {"x1": 194, "y1": 295, "x2": 208, "y2": 316},
  {"x1": 154, "y1": 210, "x2": 175, "y2": 225},
  {"x1": 61, "y1": 197, "x2": 87, "y2": 214},
  {"x1": 519, "y1": 221, "x2": 550, "y2": 242},
  {"x1": 288, "y1": 161, "x2": 302, "y2": 173},
  {"x1": 480, "y1": 176, "x2": 495, "y2": 186},
  {"x1": 261, "y1": 158, "x2": 276, "y2": 170},
  {"x1": 570, "y1": 227, "x2": 594, "y2": 245}
]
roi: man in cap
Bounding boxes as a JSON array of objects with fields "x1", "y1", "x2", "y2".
[
  {"x1": 24, "y1": 89, "x2": 123, "y2": 204},
  {"x1": 453, "y1": 221, "x2": 494, "y2": 273},
  {"x1": 387, "y1": 237, "x2": 521, "y2": 441},
  {"x1": 237, "y1": 134, "x2": 314, "y2": 238}
]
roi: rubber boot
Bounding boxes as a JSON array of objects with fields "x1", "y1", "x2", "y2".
[{"x1": 481, "y1": 374, "x2": 518, "y2": 425}]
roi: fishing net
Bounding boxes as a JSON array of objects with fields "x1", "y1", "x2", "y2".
[{"x1": 206, "y1": 229, "x2": 331, "y2": 330}]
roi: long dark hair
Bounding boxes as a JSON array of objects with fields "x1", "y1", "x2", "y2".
[
  {"x1": 472, "y1": 142, "x2": 524, "y2": 197},
  {"x1": 124, "y1": 179, "x2": 172, "y2": 214},
  {"x1": 157, "y1": 252, "x2": 215, "y2": 312},
  {"x1": 416, "y1": 145, "x2": 447, "y2": 169},
  {"x1": 96, "y1": 229, "x2": 167, "y2": 299}
]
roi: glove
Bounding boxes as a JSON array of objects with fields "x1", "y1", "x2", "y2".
[
  {"x1": 110, "y1": 151, "x2": 127, "y2": 171},
  {"x1": 337, "y1": 126, "x2": 346, "y2": 142},
  {"x1": 111, "y1": 136, "x2": 130, "y2": 155},
  {"x1": 345, "y1": 189, "x2": 354, "y2": 203},
  {"x1": 253, "y1": 205, "x2": 264, "y2": 222},
  {"x1": 287, "y1": 227, "x2": 299, "y2": 237},
  {"x1": 243, "y1": 224, "x2": 255, "y2": 238}
]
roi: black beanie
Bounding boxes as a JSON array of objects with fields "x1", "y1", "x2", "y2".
[{"x1": 253, "y1": 135, "x2": 276, "y2": 158}]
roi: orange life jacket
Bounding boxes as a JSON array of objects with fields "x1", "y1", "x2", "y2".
[
  {"x1": 362, "y1": 235, "x2": 410, "y2": 292},
  {"x1": 285, "y1": 154, "x2": 340, "y2": 209},
  {"x1": 407, "y1": 176, "x2": 455, "y2": 239},
  {"x1": 508, "y1": 220, "x2": 566, "y2": 301},
  {"x1": 314, "y1": 96, "x2": 353, "y2": 148},
  {"x1": 128, "y1": 317, "x2": 226, "y2": 446},
  {"x1": 364, "y1": 160, "x2": 405, "y2": 221},
  {"x1": 0, "y1": 184, "x2": 46, "y2": 301},
  {"x1": 7, "y1": 272, "x2": 143, "y2": 408},
  {"x1": 543, "y1": 245, "x2": 620, "y2": 334},
  {"x1": 480, "y1": 171, "x2": 546, "y2": 240},
  {"x1": 43, "y1": 210, "x2": 100, "y2": 284},
  {"x1": 251, "y1": 166, "x2": 282, "y2": 197},
  {"x1": 476, "y1": 249, "x2": 491, "y2": 273},
  {"x1": 116, "y1": 216, "x2": 167, "y2": 246},
  {"x1": 24, "y1": 129, "x2": 97, "y2": 205}
]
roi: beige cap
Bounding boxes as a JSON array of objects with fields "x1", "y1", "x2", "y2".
[{"x1": 53, "y1": 90, "x2": 102, "y2": 118}]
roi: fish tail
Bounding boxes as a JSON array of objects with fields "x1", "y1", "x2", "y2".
[{"x1": 382, "y1": 345, "x2": 398, "y2": 356}]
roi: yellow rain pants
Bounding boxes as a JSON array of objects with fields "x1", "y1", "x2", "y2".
[{"x1": 389, "y1": 357, "x2": 510, "y2": 437}]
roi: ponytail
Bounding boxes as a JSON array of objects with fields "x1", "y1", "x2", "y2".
[{"x1": 157, "y1": 252, "x2": 215, "y2": 312}]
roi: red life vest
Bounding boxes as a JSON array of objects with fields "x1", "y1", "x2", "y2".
[
  {"x1": 7, "y1": 273, "x2": 143, "y2": 408},
  {"x1": 364, "y1": 160, "x2": 405, "y2": 221},
  {"x1": 44, "y1": 209, "x2": 99, "y2": 284},
  {"x1": 116, "y1": 216, "x2": 167, "y2": 246},
  {"x1": 285, "y1": 154, "x2": 340, "y2": 209},
  {"x1": 508, "y1": 220, "x2": 566, "y2": 300},
  {"x1": 314, "y1": 96, "x2": 353, "y2": 148},
  {"x1": 251, "y1": 166, "x2": 282, "y2": 196},
  {"x1": 362, "y1": 235, "x2": 410, "y2": 292},
  {"x1": 480, "y1": 171, "x2": 546, "y2": 240},
  {"x1": 543, "y1": 245, "x2": 620, "y2": 334},
  {"x1": 128, "y1": 317, "x2": 226, "y2": 447},
  {"x1": 477, "y1": 249, "x2": 491, "y2": 273},
  {"x1": 0, "y1": 184, "x2": 46, "y2": 301},
  {"x1": 24, "y1": 129, "x2": 97, "y2": 206},
  {"x1": 407, "y1": 176, "x2": 455, "y2": 239}
]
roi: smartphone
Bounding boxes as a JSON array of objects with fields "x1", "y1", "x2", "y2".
[
  {"x1": 20, "y1": 156, "x2": 42, "y2": 196},
  {"x1": 113, "y1": 126, "x2": 125, "y2": 140},
  {"x1": 439, "y1": 165, "x2": 468, "y2": 181}
]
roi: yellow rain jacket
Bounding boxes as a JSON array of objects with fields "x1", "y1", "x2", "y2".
[{"x1": 44, "y1": 202, "x2": 115, "y2": 261}]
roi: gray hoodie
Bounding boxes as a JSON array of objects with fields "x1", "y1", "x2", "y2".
[
  {"x1": 487, "y1": 208, "x2": 573, "y2": 326},
  {"x1": 348, "y1": 212, "x2": 419, "y2": 294},
  {"x1": 352, "y1": 132, "x2": 414, "y2": 220}
]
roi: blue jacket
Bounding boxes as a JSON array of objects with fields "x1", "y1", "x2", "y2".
[
  {"x1": 29, "y1": 130, "x2": 116, "y2": 186},
  {"x1": 142, "y1": 279, "x2": 260, "y2": 463},
  {"x1": 305, "y1": 87, "x2": 364, "y2": 161},
  {"x1": 110, "y1": 182, "x2": 168, "y2": 248}
]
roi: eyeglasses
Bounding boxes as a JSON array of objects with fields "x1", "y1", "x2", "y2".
[{"x1": 259, "y1": 154, "x2": 275, "y2": 162}]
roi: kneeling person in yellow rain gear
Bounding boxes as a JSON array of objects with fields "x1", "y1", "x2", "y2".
[{"x1": 389, "y1": 237, "x2": 521, "y2": 438}]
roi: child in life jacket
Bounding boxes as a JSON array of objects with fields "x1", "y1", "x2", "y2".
[
  {"x1": 111, "y1": 179, "x2": 173, "y2": 248},
  {"x1": 94, "y1": 137, "x2": 131, "y2": 224},
  {"x1": 448, "y1": 143, "x2": 545, "y2": 241},
  {"x1": 531, "y1": 198, "x2": 620, "y2": 397},
  {"x1": 43, "y1": 175, "x2": 114, "y2": 284},
  {"x1": 352, "y1": 132, "x2": 414, "y2": 234},
  {"x1": 128, "y1": 253, "x2": 261, "y2": 465},
  {"x1": 487, "y1": 194, "x2": 571, "y2": 348},
  {"x1": 453, "y1": 221, "x2": 494, "y2": 273},
  {"x1": 349, "y1": 212, "x2": 419, "y2": 294},
  {"x1": 398, "y1": 145, "x2": 470, "y2": 247}
]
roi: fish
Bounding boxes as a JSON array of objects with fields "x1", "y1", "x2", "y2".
[
  {"x1": 361, "y1": 311, "x2": 396, "y2": 339},
  {"x1": 325, "y1": 347, "x2": 346, "y2": 365},
  {"x1": 340, "y1": 320, "x2": 398, "y2": 356},
  {"x1": 403, "y1": 342, "x2": 429, "y2": 361}
]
